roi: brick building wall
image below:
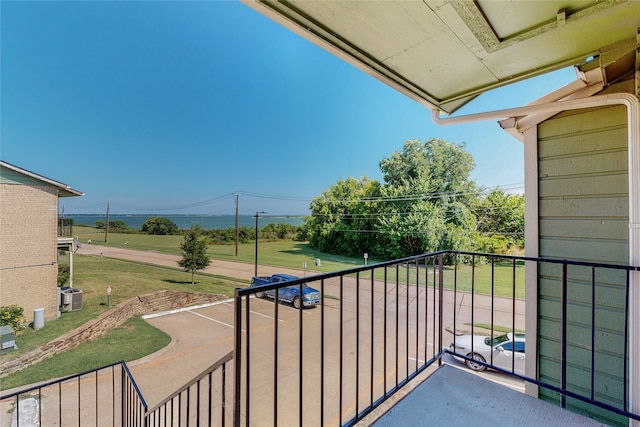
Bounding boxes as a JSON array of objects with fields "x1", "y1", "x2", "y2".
[{"x1": 0, "y1": 184, "x2": 59, "y2": 323}]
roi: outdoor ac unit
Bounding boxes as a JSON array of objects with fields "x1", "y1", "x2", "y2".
[{"x1": 61, "y1": 288, "x2": 83, "y2": 312}]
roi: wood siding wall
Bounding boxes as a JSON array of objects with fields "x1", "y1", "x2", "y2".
[{"x1": 537, "y1": 104, "x2": 629, "y2": 425}]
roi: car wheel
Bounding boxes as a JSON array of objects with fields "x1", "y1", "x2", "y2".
[
  {"x1": 256, "y1": 291, "x2": 265, "y2": 299},
  {"x1": 293, "y1": 296, "x2": 301, "y2": 309},
  {"x1": 465, "y1": 353, "x2": 486, "y2": 371}
]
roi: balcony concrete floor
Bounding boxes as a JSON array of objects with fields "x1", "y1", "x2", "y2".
[{"x1": 372, "y1": 364, "x2": 608, "y2": 426}]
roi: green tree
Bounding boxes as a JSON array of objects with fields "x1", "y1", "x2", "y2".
[
  {"x1": 141, "y1": 217, "x2": 178, "y2": 235},
  {"x1": 379, "y1": 138, "x2": 477, "y2": 203},
  {"x1": 108, "y1": 220, "x2": 129, "y2": 233},
  {"x1": 178, "y1": 225, "x2": 211, "y2": 285},
  {"x1": 377, "y1": 139, "x2": 479, "y2": 256},
  {"x1": 95, "y1": 220, "x2": 129, "y2": 232},
  {"x1": 475, "y1": 189, "x2": 525, "y2": 252},
  {"x1": 304, "y1": 138, "x2": 483, "y2": 260},
  {"x1": 305, "y1": 176, "x2": 382, "y2": 257}
]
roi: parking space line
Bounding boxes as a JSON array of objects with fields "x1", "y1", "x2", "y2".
[
  {"x1": 223, "y1": 302, "x2": 284, "y2": 322},
  {"x1": 188, "y1": 309, "x2": 234, "y2": 329}
]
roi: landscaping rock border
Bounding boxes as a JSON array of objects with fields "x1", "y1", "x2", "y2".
[{"x1": 0, "y1": 290, "x2": 227, "y2": 378}]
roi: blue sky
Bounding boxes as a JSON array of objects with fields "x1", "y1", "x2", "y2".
[{"x1": 1, "y1": 1, "x2": 576, "y2": 216}]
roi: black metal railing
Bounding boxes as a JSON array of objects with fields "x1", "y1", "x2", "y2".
[
  {"x1": 58, "y1": 217, "x2": 74, "y2": 238},
  {"x1": 2, "y1": 251, "x2": 638, "y2": 426},
  {"x1": 144, "y1": 350, "x2": 233, "y2": 426},
  {"x1": 0, "y1": 360, "x2": 147, "y2": 426},
  {"x1": 0, "y1": 352, "x2": 234, "y2": 427},
  {"x1": 233, "y1": 250, "x2": 640, "y2": 426},
  {"x1": 444, "y1": 252, "x2": 640, "y2": 425},
  {"x1": 234, "y1": 252, "x2": 447, "y2": 426}
]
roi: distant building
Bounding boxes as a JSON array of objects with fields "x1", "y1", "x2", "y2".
[{"x1": 0, "y1": 161, "x2": 83, "y2": 325}]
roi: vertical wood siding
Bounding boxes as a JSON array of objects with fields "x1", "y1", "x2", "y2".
[{"x1": 537, "y1": 105, "x2": 629, "y2": 425}]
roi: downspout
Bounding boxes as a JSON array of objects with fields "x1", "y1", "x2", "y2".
[{"x1": 433, "y1": 93, "x2": 640, "y2": 424}]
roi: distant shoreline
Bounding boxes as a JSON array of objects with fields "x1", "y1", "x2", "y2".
[{"x1": 64, "y1": 214, "x2": 305, "y2": 230}]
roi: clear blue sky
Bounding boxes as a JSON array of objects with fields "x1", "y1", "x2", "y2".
[{"x1": 1, "y1": 1, "x2": 576, "y2": 216}]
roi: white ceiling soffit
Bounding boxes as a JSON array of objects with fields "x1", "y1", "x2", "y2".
[{"x1": 243, "y1": 0, "x2": 640, "y2": 114}]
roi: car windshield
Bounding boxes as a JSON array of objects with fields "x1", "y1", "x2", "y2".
[{"x1": 485, "y1": 333, "x2": 511, "y2": 347}]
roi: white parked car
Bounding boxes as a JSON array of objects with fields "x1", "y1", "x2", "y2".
[{"x1": 450, "y1": 332, "x2": 525, "y2": 375}]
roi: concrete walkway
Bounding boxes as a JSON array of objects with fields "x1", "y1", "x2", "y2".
[{"x1": 76, "y1": 243, "x2": 316, "y2": 283}]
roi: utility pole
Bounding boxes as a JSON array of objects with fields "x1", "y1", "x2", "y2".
[
  {"x1": 254, "y1": 211, "x2": 266, "y2": 277},
  {"x1": 104, "y1": 202, "x2": 110, "y2": 243},
  {"x1": 235, "y1": 194, "x2": 239, "y2": 257}
]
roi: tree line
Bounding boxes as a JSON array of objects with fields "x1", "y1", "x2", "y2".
[
  {"x1": 299, "y1": 138, "x2": 524, "y2": 260},
  {"x1": 93, "y1": 217, "x2": 300, "y2": 243}
]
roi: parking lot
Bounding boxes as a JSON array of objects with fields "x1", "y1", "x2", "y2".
[
  {"x1": 69, "y1": 247, "x2": 524, "y2": 425},
  {"x1": 132, "y1": 274, "x2": 524, "y2": 426}
]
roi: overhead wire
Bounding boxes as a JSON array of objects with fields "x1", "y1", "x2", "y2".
[{"x1": 60, "y1": 183, "x2": 523, "y2": 218}]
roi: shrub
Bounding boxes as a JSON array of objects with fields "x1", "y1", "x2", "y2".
[
  {"x1": 58, "y1": 263, "x2": 70, "y2": 286},
  {"x1": 141, "y1": 217, "x2": 179, "y2": 235},
  {"x1": 95, "y1": 220, "x2": 129, "y2": 233},
  {"x1": 0, "y1": 305, "x2": 25, "y2": 331}
]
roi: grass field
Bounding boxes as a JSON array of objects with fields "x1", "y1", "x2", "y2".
[
  {"x1": 0, "y1": 316, "x2": 171, "y2": 390},
  {"x1": 74, "y1": 226, "x2": 365, "y2": 272},
  {"x1": 0, "y1": 255, "x2": 239, "y2": 390}
]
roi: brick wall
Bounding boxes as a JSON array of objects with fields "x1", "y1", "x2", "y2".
[
  {"x1": 0, "y1": 184, "x2": 59, "y2": 322},
  {"x1": 0, "y1": 290, "x2": 228, "y2": 378}
]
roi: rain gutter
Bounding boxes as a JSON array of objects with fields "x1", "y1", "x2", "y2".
[{"x1": 433, "y1": 93, "x2": 640, "y2": 425}]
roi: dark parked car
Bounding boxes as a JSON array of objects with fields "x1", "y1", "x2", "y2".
[{"x1": 250, "y1": 274, "x2": 321, "y2": 309}]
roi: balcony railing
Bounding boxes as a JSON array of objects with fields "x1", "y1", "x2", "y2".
[
  {"x1": 144, "y1": 350, "x2": 233, "y2": 426},
  {"x1": 2, "y1": 250, "x2": 638, "y2": 426},
  {"x1": 0, "y1": 353, "x2": 234, "y2": 427},
  {"x1": 58, "y1": 218, "x2": 74, "y2": 238},
  {"x1": 0, "y1": 361, "x2": 147, "y2": 426},
  {"x1": 234, "y1": 251, "x2": 640, "y2": 426}
]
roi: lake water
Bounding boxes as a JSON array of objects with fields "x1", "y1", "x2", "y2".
[{"x1": 65, "y1": 214, "x2": 305, "y2": 230}]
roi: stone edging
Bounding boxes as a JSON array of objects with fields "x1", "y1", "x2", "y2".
[{"x1": 0, "y1": 290, "x2": 227, "y2": 378}]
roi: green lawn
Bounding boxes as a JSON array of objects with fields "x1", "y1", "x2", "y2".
[
  {"x1": 74, "y1": 226, "x2": 368, "y2": 273},
  {"x1": 0, "y1": 256, "x2": 239, "y2": 390},
  {"x1": 5, "y1": 256, "x2": 238, "y2": 359},
  {"x1": 74, "y1": 228, "x2": 525, "y2": 297},
  {"x1": 0, "y1": 316, "x2": 170, "y2": 390}
]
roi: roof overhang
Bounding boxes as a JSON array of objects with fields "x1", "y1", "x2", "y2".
[
  {"x1": 0, "y1": 161, "x2": 84, "y2": 197},
  {"x1": 243, "y1": 0, "x2": 640, "y2": 114}
]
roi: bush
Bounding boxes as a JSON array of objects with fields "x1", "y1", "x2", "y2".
[
  {"x1": 141, "y1": 217, "x2": 179, "y2": 235},
  {"x1": 95, "y1": 220, "x2": 129, "y2": 233},
  {"x1": 0, "y1": 305, "x2": 25, "y2": 331},
  {"x1": 58, "y1": 263, "x2": 70, "y2": 286}
]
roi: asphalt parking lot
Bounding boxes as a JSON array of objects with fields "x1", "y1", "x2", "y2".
[
  {"x1": 71, "y1": 246, "x2": 524, "y2": 426},
  {"x1": 136, "y1": 282, "x2": 524, "y2": 426}
]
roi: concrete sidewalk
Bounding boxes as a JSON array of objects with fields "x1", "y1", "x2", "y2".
[{"x1": 76, "y1": 243, "x2": 317, "y2": 283}]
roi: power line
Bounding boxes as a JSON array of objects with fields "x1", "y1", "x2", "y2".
[{"x1": 61, "y1": 183, "x2": 524, "y2": 213}]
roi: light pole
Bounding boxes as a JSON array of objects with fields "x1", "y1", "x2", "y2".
[{"x1": 254, "y1": 211, "x2": 266, "y2": 277}]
